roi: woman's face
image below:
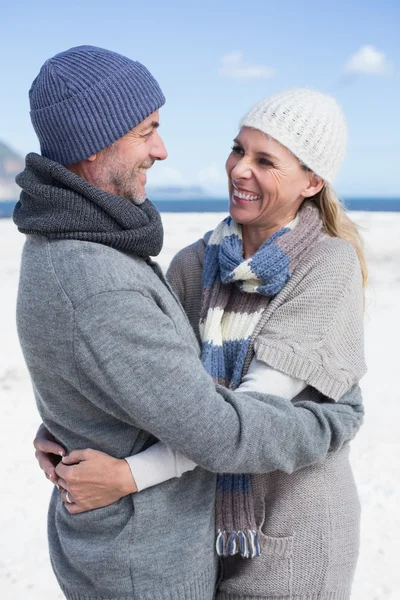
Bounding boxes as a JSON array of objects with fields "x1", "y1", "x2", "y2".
[{"x1": 226, "y1": 127, "x2": 319, "y2": 230}]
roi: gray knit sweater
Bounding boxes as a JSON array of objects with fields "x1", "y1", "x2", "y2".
[{"x1": 167, "y1": 233, "x2": 366, "y2": 600}]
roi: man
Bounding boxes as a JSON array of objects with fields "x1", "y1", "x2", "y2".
[{"x1": 15, "y1": 45, "x2": 363, "y2": 600}]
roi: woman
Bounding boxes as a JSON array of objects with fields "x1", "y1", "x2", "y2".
[{"x1": 37, "y1": 88, "x2": 366, "y2": 599}]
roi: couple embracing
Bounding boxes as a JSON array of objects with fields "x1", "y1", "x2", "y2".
[{"x1": 15, "y1": 45, "x2": 366, "y2": 600}]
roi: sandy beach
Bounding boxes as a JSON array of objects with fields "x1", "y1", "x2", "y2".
[{"x1": 1, "y1": 211, "x2": 399, "y2": 599}]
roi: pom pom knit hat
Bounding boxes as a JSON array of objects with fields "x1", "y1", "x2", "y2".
[
  {"x1": 240, "y1": 89, "x2": 347, "y2": 184},
  {"x1": 29, "y1": 45, "x2": 166, "y2": 165}
]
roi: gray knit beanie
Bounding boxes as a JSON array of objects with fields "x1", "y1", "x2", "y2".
[
  {"x1": 29, "y1": 45, "x2": 166, "y2": 165},
  {"x1": 240, "y1": 89, "x2": 347, "y2": 184}
]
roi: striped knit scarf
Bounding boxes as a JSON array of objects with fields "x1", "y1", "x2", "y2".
[{"x1": 200, "y1": 201, "x2": 322, "y2": 558}]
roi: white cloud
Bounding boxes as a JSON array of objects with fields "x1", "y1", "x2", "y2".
[
  {"x1": 198, "y1": 163, "x2": 227, "y2": 186},
  {"x1": 344, "y1": 45, "x2": 393, "y2": 76},
  {"x1": 219, "y1": 52, "x2": 275, "y2": 80}
]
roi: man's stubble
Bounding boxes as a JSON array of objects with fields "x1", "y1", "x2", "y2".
[{"x1": 96, "y1": 143, "x2": 147, "y2": 205}]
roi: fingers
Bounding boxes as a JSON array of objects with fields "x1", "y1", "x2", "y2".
[
  {"x1": 64, "y1": 502, "x2": 86, "y2": 514},
  {"x1": 34, "y1": 437, "x2": 65, "y2": 456},
  {"x1": 60, "y1": 487, "x2": 88, "y2": 514},
  {"x1": 60, "y1": 490, "x2": 84, "y2": 514},
  {"x1": 45, "y1": 470, "x2": 57, "y2": 483},
  {"x1": 61, "y1": 489, "x2": 74, "y2": 504},
  {"x1": 55, "y1": 462, "x2": 76, "y2": 482},
  {"x1": 34, "y1": 424, "x2": 66, "y2": 456},
  {"x1": 56, "y1": 477, "x2": 68, "y2": 490},
  {"x1": 35, "y1": 422, "x2": 50, "y2": 440},
  {"x1": 34, "y1": 427, "x2": 65, "y2": 486},
  {"x1": 61, "y1": 449, "x2": 92, "y2": 464},
  {"x1": 35, "y1": 449, "x2": 56, "y2": 472},
  {"x1": 35, "y1": 449, "x2": 60, "y2": 484}
]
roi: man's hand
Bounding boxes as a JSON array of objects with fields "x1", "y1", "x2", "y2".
[
  {"x1": 55, "y1": 449, "x2": 138, "y2": 514},
  {"x1": 34, "y1": 423, "x2": 66, "y2": 485}
]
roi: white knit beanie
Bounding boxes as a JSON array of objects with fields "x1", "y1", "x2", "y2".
[{"x1": 240, "y1": 89, "x2": 348, "y2": 184}]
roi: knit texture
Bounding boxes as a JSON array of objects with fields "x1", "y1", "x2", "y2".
[
  {"x1": 217, "y1": 588, "x2": 352, "y2": 600},
  {"x1": 240, "y1": 89, "x2": 347, "y2": 184},
  {"x1": 29, "y1": 45, "x2": 166, "y2": 165},
  {"x1": 201, "y1": 204, "x2": 322, "y2": 388},
  {"x1": 200, "y1": 204, "x2": 322, "y2": 558},
  {"x1": 167, "y1": 226, "x2": 366, "y2": 599},
  {"x1": 14, "y1": 153, "x2": 164, "y2": 257},
  {"x1": 217, "y1": 446, "x2": 360, "y2": 600}
]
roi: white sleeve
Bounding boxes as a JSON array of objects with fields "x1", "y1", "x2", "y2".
[
  {"x1": 126, "y1": 357, "x2": 306, "y2": 491},
  {"x1": 237, "y1": 356, "x2": 307, "y2": 399},
  {"x1": 125, "y1": 443, "x2": 197, "y2": 492}
]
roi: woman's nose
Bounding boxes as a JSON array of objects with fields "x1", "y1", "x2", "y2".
[{"x1": 231, "y1": 159, "x2": 251, "y2": 179}]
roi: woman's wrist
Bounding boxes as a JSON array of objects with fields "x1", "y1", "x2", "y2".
[{"x1": 118, "y1": 458, "x2": 138, "y2": 495}]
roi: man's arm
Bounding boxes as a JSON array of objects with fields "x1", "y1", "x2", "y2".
[
  {"x1": 72, "y1": 288, "x2": 362, "y2": 475},
  {"x1": 32, "y1": 360, "x2": 307, "y2": 508},
  {"x1": 124, "y1": 359, "x2": 307, "y2": 491}
]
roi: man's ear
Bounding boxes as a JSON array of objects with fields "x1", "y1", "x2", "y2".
[
  {"x1": 66, "y1": 154, "x2": 97, "y2": 178},
  {"x1": 303, "y1": 173, "x2": 325, "y2": 198}
]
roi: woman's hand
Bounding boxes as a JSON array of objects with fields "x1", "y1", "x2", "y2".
[
  {"x1": 55, "y1": 449, "x2": 138, "y2": 514},
  {"x1": 33, "y1": 423, "x2": 66, "y2": 485}
]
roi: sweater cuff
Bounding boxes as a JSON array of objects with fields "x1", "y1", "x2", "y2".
[
  {"x1": 125, "y1": 443, "x2": 197, "y2": 492},
  {"x1": 255, "y1": 342, "x2": 354, "y2": 401}
]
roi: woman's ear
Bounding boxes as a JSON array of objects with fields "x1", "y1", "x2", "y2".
[{"x1": 303, "y1": 173, "x2": 325, "y2": 198}]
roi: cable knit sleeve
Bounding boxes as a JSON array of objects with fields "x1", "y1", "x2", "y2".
[{"x1": 253, "y1": 237, "x2": 367, "y2": 400}]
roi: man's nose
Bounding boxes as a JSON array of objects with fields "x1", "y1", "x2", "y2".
[{"x1": 151, "y1": 131, "x2": 168, "y2": 161}]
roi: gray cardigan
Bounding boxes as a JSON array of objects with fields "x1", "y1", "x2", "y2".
[
  {"x1": 16, "y1": 235, "x2": 363, "y2": 600},
  {"x1": 167, "y1": 234, "x2": 366, "y2": 600}
]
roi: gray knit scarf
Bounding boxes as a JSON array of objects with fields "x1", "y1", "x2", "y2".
[
  {"x1": 200, "y1": 201, "x2": 323, "y2": 558},
  {"x1": 13, "y1": 153, "x2": 164, "y2": 257}
]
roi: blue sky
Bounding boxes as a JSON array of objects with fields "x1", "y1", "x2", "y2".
[{"x1": 1, "y1": 0, "x2": 399, "y2": 196}]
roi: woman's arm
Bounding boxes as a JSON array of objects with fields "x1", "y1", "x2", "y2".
[{"x1": 124, "y1": 443, "x2": 197, "y2": 491}]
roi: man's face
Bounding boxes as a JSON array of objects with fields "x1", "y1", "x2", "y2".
[{"x1": 92, "y1": 110, "x2": 167, "y2": 204}]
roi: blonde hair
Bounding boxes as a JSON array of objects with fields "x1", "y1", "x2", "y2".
[{"x1": 312, "y1": 185, "x2": 368, "y2": 288}]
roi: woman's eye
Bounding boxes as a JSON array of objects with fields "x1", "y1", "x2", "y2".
[
  {"x1": 231, "y1": 145, "x2": 243, "y2": 155},
  {"x1": 258, "y1": 158, "x2": 273, "y2": 167}
]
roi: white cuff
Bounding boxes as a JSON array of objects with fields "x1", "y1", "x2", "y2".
[
  {"x1": 125, "y1": 443, "x2": 197, "y2": 492},
  {"x1": 126, "y1": 359, "x2": 306, "y2": 491}
]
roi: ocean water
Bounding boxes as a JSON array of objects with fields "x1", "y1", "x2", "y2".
[
  {"x1": 153, "y1": 197, "x2": 400, "y2": 213},
  {"x1": 2, "y1": 197, "x2": 400, "y2": 218}
]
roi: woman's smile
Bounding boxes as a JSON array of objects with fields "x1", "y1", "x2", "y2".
[{"x1": 231, "y1": 184, "x2": 262, "y2": 205}]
